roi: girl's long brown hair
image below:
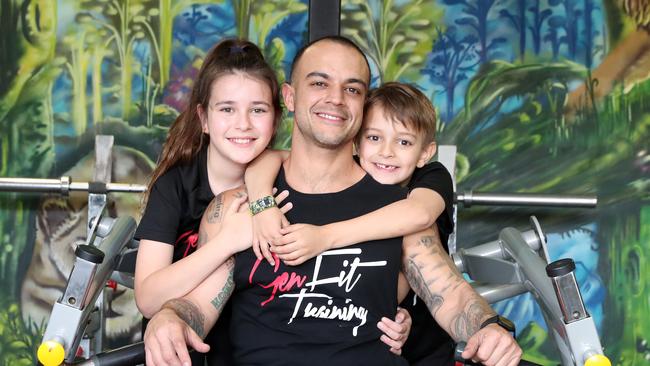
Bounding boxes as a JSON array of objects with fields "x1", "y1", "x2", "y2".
[{"x1": 144, "y1": 39, "x2": 282, "y2": 203}]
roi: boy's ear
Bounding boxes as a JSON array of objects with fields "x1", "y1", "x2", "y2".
[
  {"x1": 282, "y1": 83, "x2": 295, "y2": 112},
  {"x1": 417, "y1": 142, "x2": 437, "y2": 168},
  {"x1": 197, "y1": 104, "x2": 208, "y2": 133}
]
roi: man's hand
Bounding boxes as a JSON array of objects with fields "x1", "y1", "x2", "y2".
[
  {"x1": 251, "y1": 189, "x2": 292, "y2": 266},
  {"x1": 272, "y1": 223, "x2": 331, "y2": 266},
  {"x1": 461, "y1": 324, "x2": 522, "y2": 366},
  {"x1": 377, "y1": 307, "x2": 412, "y2": 355},
  {"x1": 401, "y1": 226, "x2": 522, "y2": 366},
  {"x1": 143, "y1": 306, "x2": 210, "y2": 366}
]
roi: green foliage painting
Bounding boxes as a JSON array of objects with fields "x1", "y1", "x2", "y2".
[{"x1": 0, "y1": 0, "x2": 648, "y2": 364}]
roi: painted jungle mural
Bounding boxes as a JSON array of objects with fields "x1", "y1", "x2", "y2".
[{"x1": 0, "y1": 0, "x2": 647, "y2": 365}]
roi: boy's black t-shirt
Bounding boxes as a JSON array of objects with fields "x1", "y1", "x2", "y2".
[
  {"x1": 408, "y1": 161, "x2": 454, "y2": 250},
  {"x1": 230, "y1": 168, "x2": 409, "y2": 366},
  {"x1": 402, "y1": 161, "x2": 456, "y2": 366}
]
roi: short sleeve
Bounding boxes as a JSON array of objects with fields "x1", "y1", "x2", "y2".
[
  {"x1": 408, "y1": 162, "x2": 455, "y2": 239},
  {"x1": 134, "y1": 171, "x2": 183, "y2": 245}
]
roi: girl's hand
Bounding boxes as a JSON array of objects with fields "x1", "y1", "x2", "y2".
[
  {"x1": 377, "y1": 307, "x2": 412, "y2": 355},
  {"x1": 272, "y1": 224, "x2": 332, "y2": 266},
  {"x1": 251, "y1": 189, "x2": 292, "y2": 265}
]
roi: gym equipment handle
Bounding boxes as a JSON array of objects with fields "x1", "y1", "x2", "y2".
[
  {"x1": 0, "y1": 176, "x2": 146, "y2": 195},
  {"x1": 72, "y1": 342, "x2": 145, "y2": 366},
  {"x1": 456, "y1": 191, "x2": 597, "y2": 208}
]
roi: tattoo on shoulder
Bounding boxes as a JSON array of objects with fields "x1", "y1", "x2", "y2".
[
  {"x1": 206, "y1": 193, "x2": 224, "y2": 223},
  {"x1": 404, "y1": 258, "x2": 444, "y2": 317},
  {"x1": 162, "y1": 299, "x2": 206, "y2": 338},
  {"x1": 211, "y1": 258, "x2": 235, "y2": 314}
]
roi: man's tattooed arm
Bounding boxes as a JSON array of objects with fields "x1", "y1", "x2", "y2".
[
  {"x1": 201, "y1": 187, "x2": 248, "y2": 244},
  {"x1": 211, "y1": 257, "x2": 235, "y2": 315},
  {"x1": 449, "y1": 300, "x2": 495, "y2": 341},
  {"x1": 161, "y1": 298, "x2": 206, "y2": 338},
  {"x1": 402, "y1": 226, "x2": 496, "y2": 341},
  {"x1": 158, "y1": 256, "x2": 237, "y2": 339},
  {"x1": 197, "y1": 226, "x2": 209, "y2": 248},
  {"x1": 206, "y1": 193, "x2": 225, "y2": 224}
]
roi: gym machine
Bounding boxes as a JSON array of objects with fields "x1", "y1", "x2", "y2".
[
  {"x1": 0, "y1": 139, "x2": 609, "y2": 365},
  {"x1": 0, "y1": 136, "x2": 146, "y2": 366},
  {"x1": 451, "y1": 216, "x2": 610, "y2": 366}
]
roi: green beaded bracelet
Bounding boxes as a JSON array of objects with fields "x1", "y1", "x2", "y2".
[{"x1": 249, "y1": 195, "x2": 277, "y2": 215}]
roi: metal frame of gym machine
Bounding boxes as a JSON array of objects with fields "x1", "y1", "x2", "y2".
[{"x1": 0, "y1": 139, "x2": 610, "y2": 365}]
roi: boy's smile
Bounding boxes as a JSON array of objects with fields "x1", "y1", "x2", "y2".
[{"x1": 358, "y1": 105, "x2": 435, "y2": 185}]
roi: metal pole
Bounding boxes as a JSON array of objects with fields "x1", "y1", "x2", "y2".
[
  {"x1": 0, "y1": 177, "x2": 146, "y2": 194},
  {"x1": 456, "y1": 191, "x2": 597, "y2": 208}
]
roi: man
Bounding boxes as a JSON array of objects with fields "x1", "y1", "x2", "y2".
[{"x1": 144, "y1": 36, "x2": 522, "y2": 366}]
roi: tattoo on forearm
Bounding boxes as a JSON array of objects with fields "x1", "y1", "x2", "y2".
[
  {"x1": 405, "y1": 257, "x2": 444, "y2": 317},
  {"x1": 211, "y1": 258, "x2": 235, "y2": 314},
  {"x1": 206, "y1": 194, "x2": 224, "y2": 223},
  {"x1": 162, "y1": 299, "x2": 206, "y2": 338},
  {"x1": 450, "y1": 300, "x2": 496, "y2": 341}
]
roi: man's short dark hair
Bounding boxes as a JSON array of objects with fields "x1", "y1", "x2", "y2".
[{"x1": 289, "y1": 35, "x2": 371, "y2": 83}]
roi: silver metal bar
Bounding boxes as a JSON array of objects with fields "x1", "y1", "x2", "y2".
[
  {"x1": 0, "y1": 177, "x2": 71, "y2": 193},
  {"x1": 471, "y1": 283, "x2": 528, "y2": 304},
  {"x1": 456, "y1": 191, "x2": 597, "y2": 208},
  {"x1": 0, "y1": 177, "x2": 146, "y2": 194},
  {"x1": 452, "y1": 229, "x2": 541, "y2": 273}
]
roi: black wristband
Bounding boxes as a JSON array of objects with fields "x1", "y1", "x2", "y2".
[{"x1": 480, "y1": 315, "x2": 515, "y2": 336}]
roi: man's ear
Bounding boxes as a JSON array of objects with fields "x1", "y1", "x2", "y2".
[
  {"x1": 417, "y1": 142, "x2": 437, "y2": 168},
  {"x1": 282, "y1": 83, "x2": 295, "y2": 112},
  {"x1": 197, "y1": 104, "x2": 208, "y2": 133}
]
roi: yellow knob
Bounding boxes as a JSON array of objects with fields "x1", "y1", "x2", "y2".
[
  {"x1": 585, "y1": 354, "x2": 611, "y2": 366},
  {"x1": 37, "y1": 340, "x2": 65, "y2": 366}
]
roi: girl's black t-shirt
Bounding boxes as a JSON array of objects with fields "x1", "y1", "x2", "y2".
[
  {"x1": 134, "y1": 145, "x2": 234, "y2": 365},
  {"x1": 135, "y1": 145, "x2": 214, "y2": 261}
]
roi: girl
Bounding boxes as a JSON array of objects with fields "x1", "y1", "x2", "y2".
[{"x1": 134, "y1": 39, "x2": 283, "y2": 365}]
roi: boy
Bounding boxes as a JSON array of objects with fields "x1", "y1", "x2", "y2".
[{"x1": 245, "y1": 82, "x2": 455, "y2": 364}]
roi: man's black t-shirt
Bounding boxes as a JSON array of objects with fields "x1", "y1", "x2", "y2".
[
  {"x1": 230, "y1": 168, "x2": 408, "y2": 366},
  {"x1": 402, "y1": 161, "x2": 456, "y2": 365}
]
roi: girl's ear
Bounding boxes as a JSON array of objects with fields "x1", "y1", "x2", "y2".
[
  {"x1": 416, "y1": 142, "x2": 437, "y2": 168},
  {"x1": 282, "y1": 83, "x2": 296, "y2": 112},
  {"x1": 197, "y1": 104, "x2": 209, "y2": 133}
]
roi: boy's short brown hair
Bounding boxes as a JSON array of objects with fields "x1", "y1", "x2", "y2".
[{"x1": 364, "y1": 82, "x2": 437, "y2": 144}]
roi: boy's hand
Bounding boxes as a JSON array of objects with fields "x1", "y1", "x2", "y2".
[
  {"x1": 272, "y1": 224, "x2": 332, "y2": 266},
  {"x1": 251, "y1": 189, "x2": 292, "y2": 266},
  {"x1": 377, "y1": 307, "x2": 412, "y2": 355}
]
